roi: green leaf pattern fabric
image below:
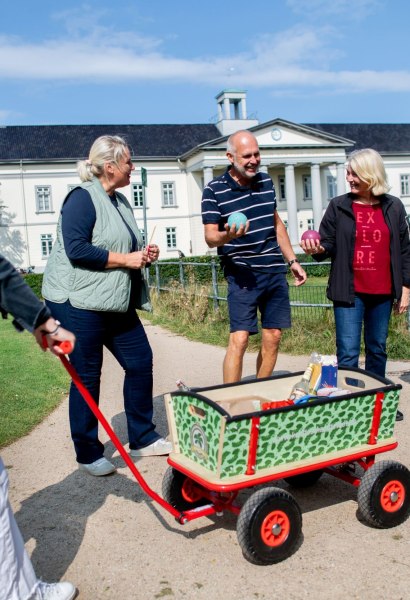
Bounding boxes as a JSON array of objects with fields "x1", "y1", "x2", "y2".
[{"x1": 170, "y1": 389, "x2": 400, "y2": 480}]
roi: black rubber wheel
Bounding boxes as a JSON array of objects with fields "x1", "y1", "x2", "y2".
[
  {"x1": 236, "y1": 487, "x2": 302, "y2": 565},
  {"x1": 162, "y1": 467, "x2": 206, "y2": 511},
  {"x1": 284, "y1": 469, "x2": 324, "y2": 488},
  {"x1": 357, "y1": 460, "x2": 410, "y2": 528}
]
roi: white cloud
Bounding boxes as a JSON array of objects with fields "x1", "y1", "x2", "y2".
[{"x1": 0, "y1": 21, "x2": 409, "y2": 95}]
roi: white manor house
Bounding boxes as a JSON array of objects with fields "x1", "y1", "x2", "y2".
[{"x1": 1, "y1": 90, "x2": 410, "y2": 271}]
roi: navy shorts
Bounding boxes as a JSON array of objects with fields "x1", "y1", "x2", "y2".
[{"x1": 226, "y1": 269, "x2": 291, "y2": 334}]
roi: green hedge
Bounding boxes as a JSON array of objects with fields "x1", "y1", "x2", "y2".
[
  {"x1": 293, "y1": 253, "x2": 331, "y2": 277},
  {"x1": 151, "y1": 255, "x2": 225, "y2": 285},
  {"x1": 23, "y1": 273, "x2": 44, "y2": 298},
  {"x1": 152, "y1": 254, "x2": 330, "y2": 285},
  {"x1": 23, "y1": 255, "x2": 330, "y2": 298}
]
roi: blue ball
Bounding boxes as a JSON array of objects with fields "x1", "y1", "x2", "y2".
[{"x1": 227, "y1": 212, "x2": 247, "y2": 229}]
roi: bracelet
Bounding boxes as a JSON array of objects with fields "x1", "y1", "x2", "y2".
[
  {"x1": 45, "y1": 320, "x2": 61, "y2": 335},
  {"x1": 288, "y1": 259, "x2": 300, "y2": 267}
]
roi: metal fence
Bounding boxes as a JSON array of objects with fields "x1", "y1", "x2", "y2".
[{"x1": 148, "y1": 259, "x2": 332, "y2": 316}]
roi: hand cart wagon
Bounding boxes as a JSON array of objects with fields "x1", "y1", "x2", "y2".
[{"x1": 59, "y1": 348, "x2": 410, "y2": 565}]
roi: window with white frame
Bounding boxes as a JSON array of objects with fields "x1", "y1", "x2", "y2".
[
  {"x1": 327, "y1": 175, "x2": 337, "y2": 199},
  {"x1": 401, "y1": 174, "x2": 410, "y2": 196},
  {"x1": 36, "y1": 186, "x2": 52, "y2": 212},
  {"x1": 161, "y1": 182, "x2": 176, "y2": 207},
  {"x1": 302, "y1": 176, "x2": 312, "y2": 200},
  {"x1": 166, "y1": 227, "x2": 177, "y2": 249},
  {"x1": 41, "y1": 234, "x2": 53, "y2": 258},
  {"x1": 278, "y1": 176, "x2": 286, "y2": 201},
  {"x1": 307, "y1": 218, "x2": 314, "y2": 230},
  {"x1": 132, "y1": 183, "x2": 144, "y2": 207},
  {"x1": 139, "y1": 228, "x2": 146, "y2": 246}
]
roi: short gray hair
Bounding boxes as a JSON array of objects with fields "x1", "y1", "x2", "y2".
[{"x1": 226, "y1": 130, "x2": 257, "y2": 155}]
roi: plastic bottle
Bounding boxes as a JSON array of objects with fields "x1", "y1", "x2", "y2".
[
  {"x1": 176, "y1": 379, "x2": 191, "y2": 391},
  {"x1": 309, "y1": 352, "x2": 322, "y2": 393},
  {"x1": 289, "y1": 364, "x2": 313, "y2": 401}
]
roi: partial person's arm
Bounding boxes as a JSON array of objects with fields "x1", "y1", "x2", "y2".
[
  {"x1": 204, "y1": 222, "x2": 248, "y2": 248},
  {"x1": 0, "y1": 254, "x2": 75, "y2": 355},
  {"x1": 395, "y1": 201, "x2": 410, "y2": 314},
  {"x1": 302, "y1": 200, "x2": 337, "y2": 261},
  {"x1": 274, "y1": 212, "x2": 307, "y2": 286},
  {"x1": 62, "y1": 189, "x2": 149, "y2": 270}
]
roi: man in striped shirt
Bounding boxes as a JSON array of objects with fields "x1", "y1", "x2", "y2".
[{"x1": 202, "y1": 130, "x2": 306, "y2": 383}]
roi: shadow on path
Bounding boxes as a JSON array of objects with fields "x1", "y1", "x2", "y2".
[{"x1": 14, "y1": 394, "x2": 171, "y2": 581}]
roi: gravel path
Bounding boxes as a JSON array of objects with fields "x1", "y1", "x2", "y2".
[{"x1": 3, "y1": 322, "x2": 410, "y2": 599}]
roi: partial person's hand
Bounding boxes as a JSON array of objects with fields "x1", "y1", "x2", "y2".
[
  {"x1": 394, "y1": 286, "x2": 410, "y2": 314},
  {"x1": 300, "y1": 239, "x2": 325, "y2": 255},
  {"x1": 146, "y1": 243, "x2": 160, "y2": 262},
  {"x1": 34, "y1": 319, "x2": 76, "y2": 356},
  {"x1": 125, "y1": 249, "x2": 149, "y2": 269},
  {"x1": 290, "y1": 262, "x2": 307, "y2": 287},
  {"x1": 224, "y1": 220, "x2": 249, "y2": 242}
]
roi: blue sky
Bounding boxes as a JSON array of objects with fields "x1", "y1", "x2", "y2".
[{"x1": 1, "y1": 0, "x2": 409, "y2": 126}]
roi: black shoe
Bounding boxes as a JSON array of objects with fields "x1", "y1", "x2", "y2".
[{"x1": 396, "y1": 410, "x2": 404, "y2": 422}]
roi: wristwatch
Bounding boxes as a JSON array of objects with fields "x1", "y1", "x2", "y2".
[{"x1": 288, "y1": 259, "x2": 300, "y2": 267}]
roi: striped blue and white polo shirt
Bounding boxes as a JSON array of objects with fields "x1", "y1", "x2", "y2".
[{"x1": 201, "y1": 169, "x2": 286, "y2": 274}]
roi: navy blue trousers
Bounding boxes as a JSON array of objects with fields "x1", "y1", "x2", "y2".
[{"x1": 46, "y1": 300, "x2": 159, "y2": 464}]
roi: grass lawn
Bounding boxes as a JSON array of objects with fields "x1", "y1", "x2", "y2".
[{"x1": 0, "y1": 319, "x2": 71, "y2": 448}]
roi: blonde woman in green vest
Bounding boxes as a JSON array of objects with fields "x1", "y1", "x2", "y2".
[{"x1": 42, "y1": 135, "x2": 172, "y2": 476}]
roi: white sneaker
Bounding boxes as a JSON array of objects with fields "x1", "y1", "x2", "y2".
[
  {"x1": 130, "y1": 437, "x2": 172, "y2": 457},
  {"x1": 78, "y1": 457, "x2": 116, "y2": 476},
  {"x1": 35, "y1": 581, "x2": 76, "y2": 600}
]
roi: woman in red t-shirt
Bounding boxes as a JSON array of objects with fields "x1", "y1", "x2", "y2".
[{"x1": 301, "y1": 148, "x2": 410, "y2": 421}]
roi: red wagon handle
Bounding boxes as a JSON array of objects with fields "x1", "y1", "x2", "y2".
[{"x1": 53, "y1": 340, "x2": 182, "y2": 520}]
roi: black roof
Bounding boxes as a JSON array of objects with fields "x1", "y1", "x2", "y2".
[
  {"x1": 0, "y1": 124, "x2": 221, "y2": 161},
  {"x1": 1, "y1": 121, "x2": 410, "y2": 161},
  {"x1": 305, "y1": 123, "x2": 410, "y2": 154}
]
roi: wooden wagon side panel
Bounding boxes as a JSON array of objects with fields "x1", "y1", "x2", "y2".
[
  {"x1": 219, "y1": 419, "x2": 253, "y2": 478},
  {"x1": 378, "y1": 389, "x2": 400, "y2": 440},
  {"x1": 168, "y1": 394, "x2": 224, "y2": 474},
  {"x1": 255, "y1": 393, "x2": 382, "y2": 471}
]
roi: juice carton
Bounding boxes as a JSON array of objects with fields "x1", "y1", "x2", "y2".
[{"x1": 320, "y1": 355, "x2": 338, "y2": 388}]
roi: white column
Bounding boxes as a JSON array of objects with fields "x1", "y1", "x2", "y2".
[
  {"x1": 285, "y1": 163, "x2": 299, "y2": 245},
  {"x1": 223, "y1": 97, "x2": 231, "y2": 120},
  {"x1": 310, "y1": 163, "x2": 322, "y2": 230},
  {"x1": 217, "y1": 102, "x2": 223, "y2": 121},
  {"x1": 240, "y1": 97, "x2": 247, "y2": 119},
  {"x1": 337, "y1": 161, "x2": 346, "y2": 195},
  {"x1": 203, "y1": 166, "x2": 214, "y2": 185}
]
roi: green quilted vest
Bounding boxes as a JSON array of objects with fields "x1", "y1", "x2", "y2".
[{"x1": 42, "y1": 178, "x2": 151, "y2": 312}]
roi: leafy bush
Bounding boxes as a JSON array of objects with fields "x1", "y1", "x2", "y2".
[
  {"x1": 23, "y1": 273, "x2": 44, "y2": 299},
  {"x1": 150, "y1": 255, "x2": 225, "y2": 287}
]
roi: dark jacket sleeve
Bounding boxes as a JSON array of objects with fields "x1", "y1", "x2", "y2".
[
  {"x1": 0, "y1": 254, "x2": 50, "y2": 332},
  {"x1": 313, "y1": 198, "x2": 338, "y2": 263},
  {"x1": 397, "y1": 199, "x2": 410, "y2": 288}
]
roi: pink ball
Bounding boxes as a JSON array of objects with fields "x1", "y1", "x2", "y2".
[{"x1": 301, "y1": 229, "x2": 321, "y2": 242}]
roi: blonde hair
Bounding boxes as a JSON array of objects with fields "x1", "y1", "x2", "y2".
[
  {"x1": 347, "y1": 148, "x2": 390, "y2": 196},
  {"x1": 77, "y1": 135, "x2": 130, "y2": 182}
]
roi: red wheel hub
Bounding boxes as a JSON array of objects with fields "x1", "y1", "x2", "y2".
[
  {"x1": 181, "y1": 478, "x2": 203, "y2": 503},
  {"x1": 380, "y1": 480, "x2": 406, "y2": 513},
  {"x1": 260, "y1": 510, "x2": 290, "y2": 547}
]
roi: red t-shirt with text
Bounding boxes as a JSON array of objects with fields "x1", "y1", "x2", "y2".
[{"x1": 352, "y1": 203, "x2": 392, "y2": 294}]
